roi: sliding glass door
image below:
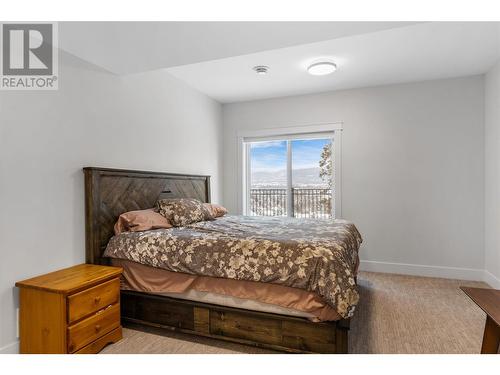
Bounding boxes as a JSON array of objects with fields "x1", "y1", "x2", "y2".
[
  {"x1": 291, "y1": 138, "x2": 333, "y2": 218},
  {"x1": 248, "y1": 140, "x2": 288, "y2": 216},
  {"x1": 245, "y1": 133, "x2": 338, "y2": 218}
]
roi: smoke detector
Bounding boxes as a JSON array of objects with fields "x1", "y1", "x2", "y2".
[{"x1": 253, "y1": 65, "x2": 269, "y2": 75}]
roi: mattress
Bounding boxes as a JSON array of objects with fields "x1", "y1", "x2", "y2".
[
  {"x1": 111, "y1": 258, "x2": 341, "y2": 321},
  {"x1": 104, "y1": 215, "x2": 362, "y2": 318}
]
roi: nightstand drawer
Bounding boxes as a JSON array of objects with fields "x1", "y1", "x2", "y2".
[
  {"x1": 68, "y1": 278, "x2": 120, "y2": 323},
  {"x1": 67, "y1": 303, "x2": 120, "y2": 353}
]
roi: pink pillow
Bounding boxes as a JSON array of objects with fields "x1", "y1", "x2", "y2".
[
  {"x1": 203, "y1": 203, "x2": 228, "y2": 218},
  {"x1": 114, "y1": 209, "x2": 172, "y2": 235}
]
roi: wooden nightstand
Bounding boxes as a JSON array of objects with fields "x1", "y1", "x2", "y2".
[{"x1": 15, "y1": 264, "x2": 123, "y2": 354}]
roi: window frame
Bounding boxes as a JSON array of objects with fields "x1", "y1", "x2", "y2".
[{"x1": 236, "y1": 123, "x2": 343, "y2": 218}]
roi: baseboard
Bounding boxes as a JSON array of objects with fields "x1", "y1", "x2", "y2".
[
  {"x1": 483, "y1": 270, "x2": 500, "y2": 288},
  {"x1": 359, "y1": 260, "x2": 484, "y2": 281},
  {"x1": 0, "y1": 340, "x2": 19, "y2": 354}
]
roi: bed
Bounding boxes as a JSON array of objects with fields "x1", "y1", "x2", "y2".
[{"x1": 84, "y1": 167, "x2": 362, "y2": 353}]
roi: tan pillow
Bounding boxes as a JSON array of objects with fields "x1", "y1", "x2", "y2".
[
  {"x1": 157, "y1": 198, "x2": 214, "y2": 227},
  {"x1": 114, "y1": 208, "x2": 173, "y2": 235},
  {"x1": 203, "y1": 203, "x2": 228, "y2": 218}
]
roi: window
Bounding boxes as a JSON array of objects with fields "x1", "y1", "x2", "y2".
[{"x1": 239, "y1": 125, "x2": 342, "y2": 219}]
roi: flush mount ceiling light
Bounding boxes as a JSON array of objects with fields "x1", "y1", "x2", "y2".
[
  {"x1": 253, "y1": 65, "x2": 269, "y2": 75},
  {"x1": 307, "y1": 61, "x2": 337, "y2": 76}
]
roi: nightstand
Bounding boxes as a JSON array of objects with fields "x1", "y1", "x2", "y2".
[{"x1": 15, "y1": 264, "x2": 123, "y2": 354}]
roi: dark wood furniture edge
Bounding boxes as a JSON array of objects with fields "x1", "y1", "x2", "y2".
[
  {"x1": 460, "y1": 287, "x2": 500, "y2": 326},
  {"x1": 83, "y1": 167, "x2": 350, "y2": 354},
  {"x1": 461, "y1": 286, "x2": 500, "y2": 354},
  {"x1": 83, "y1": 166, "x2": 211, "y2": 179}
]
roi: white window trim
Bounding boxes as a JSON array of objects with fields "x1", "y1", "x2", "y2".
[{"x1": 236, "y1": 122, "x2": 343, "y2": 218}]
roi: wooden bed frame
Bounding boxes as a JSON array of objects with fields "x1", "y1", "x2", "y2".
[{"x1": 83, "y1": 167, "x2": 350, "y2": 353}]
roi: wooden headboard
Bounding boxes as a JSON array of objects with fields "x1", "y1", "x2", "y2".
[{"x1": 83, "y1": 167, "x2": 211, "y2": 265}]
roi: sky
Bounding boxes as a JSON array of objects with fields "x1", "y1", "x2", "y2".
[{"x1": 250, "y1": 138, "x2": 331, "y2": 172}]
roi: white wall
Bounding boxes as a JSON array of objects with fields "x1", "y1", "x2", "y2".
[
  {"x1": 0, "y1": 52, "x2": 223, "y2": 353},
  {"x1": 484, "y1": 60, "x2": 500, "y2": 288},
  {"x1": 223, "y1": 76, "x2": 485, "y2": 280}
]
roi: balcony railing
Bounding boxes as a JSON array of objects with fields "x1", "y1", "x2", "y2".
[{"x1": 249, "y1": 188, "x2": 332, "y2": 218}]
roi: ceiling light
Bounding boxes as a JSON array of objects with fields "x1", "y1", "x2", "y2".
[
  {"x1": 253, "y1": 65, "x2": 269, "y2": 75},
  {"x1": 307, "y1": 61, "x2": 337, "y2": 76}
]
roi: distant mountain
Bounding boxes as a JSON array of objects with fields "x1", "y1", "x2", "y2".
[{"x1": 251, "y1": 167, "x2": 328, "y2": 188}]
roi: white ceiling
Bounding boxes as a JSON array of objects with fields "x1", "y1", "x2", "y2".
[
  {"x1": 59, "y1": 22, "x2": 417, "y2": 75},
  {"x1": 58, "y1": 22, "x2": 500, "y2": 103},
  {"x1": 167, "y1": 22, "x2": 500, "y2": 103}
]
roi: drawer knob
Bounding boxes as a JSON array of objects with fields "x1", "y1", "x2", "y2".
[
  {"x1": 94, "y1": 296, "x2": 101, "y2": 304},
  {"x1": 95, "y1": 324, "x2": 101, "y2": 333}
]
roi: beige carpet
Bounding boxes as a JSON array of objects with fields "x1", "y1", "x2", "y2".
[{"x1": 102, "y1": 271, "x2": 490, "y2": 354}]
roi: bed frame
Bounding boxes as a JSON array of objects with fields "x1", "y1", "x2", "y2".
[{"x1": 83, "y1": 167, "x2": 350, "y2": 353}]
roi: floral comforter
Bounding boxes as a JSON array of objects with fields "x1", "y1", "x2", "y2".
[{"x1": 103, "y1": 215, "x2": 362, "y2": 318}]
